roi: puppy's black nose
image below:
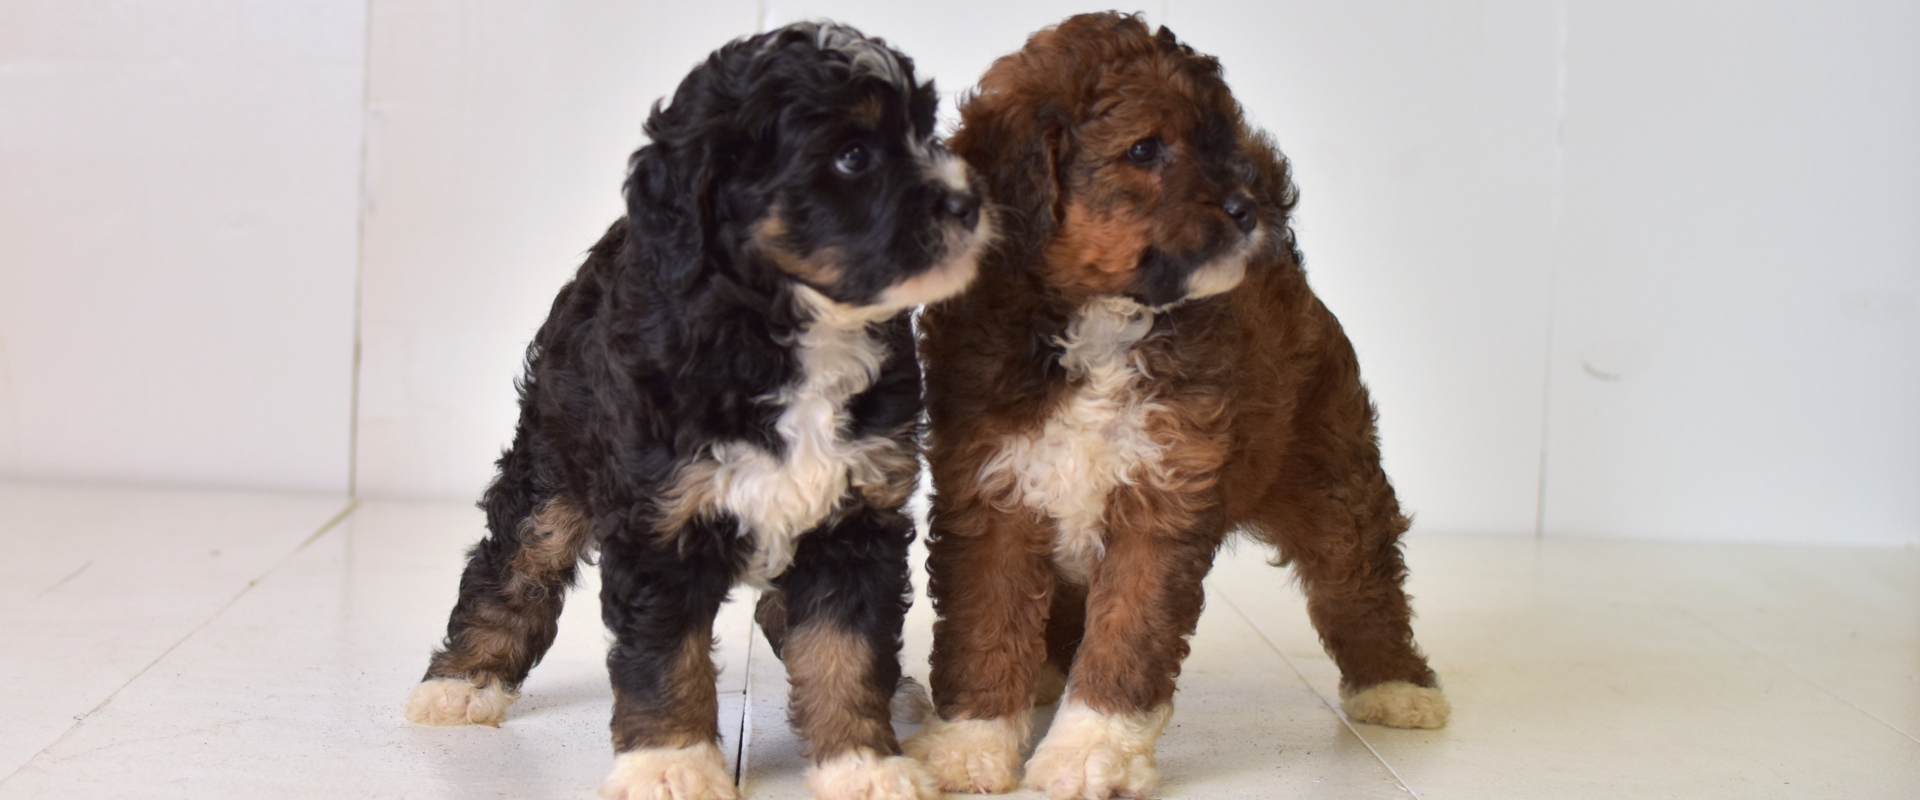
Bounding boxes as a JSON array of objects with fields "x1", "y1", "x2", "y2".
[
  {"x1": 1223, "y1": 192, "x2": 1258, "y2": 234},
  {"x1": 943, "y1": 191, "x2": 981, "y2": 230}
]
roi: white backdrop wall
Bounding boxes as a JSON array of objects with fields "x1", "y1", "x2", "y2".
[
  {"x1": 0, "y1": 0, "x2": 365, "y2": 493},
  {"x1": 1541, "y1": 1, "x2": 1920, "y2": 542},
  {"x1": 354, "y1": 0, "x2": 762, "y2": 498},
  {"x1": 3, "y1": 1, "x2": 1915, "y2": 544}
]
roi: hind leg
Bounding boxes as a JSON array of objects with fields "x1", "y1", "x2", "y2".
[
  {"x1": 1290, "y1": 524, "x2": 1449, "y2": 729},
  {"x1": 407, "y1": 454, "x2": 593, "y2": 726},
  {"x1": 1033, "y1": 576, "x2": 1085, "y2": 707},
  {"x1": 1260, "y1": 469, "x2": 1448, "y2": 729},
  {"x1": 756, "y1": 585, "x2": 930, "y2": 727}
]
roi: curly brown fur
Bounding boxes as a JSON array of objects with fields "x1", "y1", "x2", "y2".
[{"x1": 914, "y1": 12, "x2": 1445, "y2": 798}]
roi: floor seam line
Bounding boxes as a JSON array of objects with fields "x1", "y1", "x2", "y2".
[
  {"x1": 1214, "y1": 586, "x2": 1422, "y2": 800},
  {"x1": 0, "y1": 498, "x2": 361, "y2": 790},
  {"x1": 734, "y1": 590, "x2": 757, "y2": 786},
  {"x1": 1677, "y1": 606, "x2": 1920, "y2": 747},
  {"x1": 30, "y1": 559, "x2": 94, "y2": 602}
]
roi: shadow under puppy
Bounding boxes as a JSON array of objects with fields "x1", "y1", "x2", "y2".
[
  {"x1": 404, "y1": 22, "x2": 990, "y2": 800},
  {"x1": 906, "y1": 13, "x2": 1448, "y2": 800}
]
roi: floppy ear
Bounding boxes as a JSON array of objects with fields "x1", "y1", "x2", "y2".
[
  {"x1": 951, "y1": 81, "x2": 1070, "y2": 255},
  {"x1": 623, "y1": 105, "x2": 716, "y2": 292},
  {"x1": 625, "y1": 32, "x2": 768, "y2": 293},
  {"x1": 625, "y1": 31, "x2": 810, "y2": 292}
]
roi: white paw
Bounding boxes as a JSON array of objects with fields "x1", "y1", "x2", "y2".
[
  {"x1": 1022, "y1": 702, "x2": 1170, "y2": 800},
  {"x1": 599, "y1": 743, "x2": 738, "y2": 800},
  {"x1": 404, "y1": 677, "x2": 516, "y2": 727},
  {"x1": 891, "y1": 676, "x2": 933, "y2": 724},
  {"x1": 902, "y1": 715, "x2": 1027, "y2": 793},
  {"x1": 1342, "y1": 681, "x2": 1450, "y2": 729},
  {"x1": 806, "y1": 749, "x2": 940, "y2": 800}
]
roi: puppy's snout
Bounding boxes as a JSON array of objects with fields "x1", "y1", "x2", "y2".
[
  {"x1": 942, "y1": 190, "x2": 982, "y2": 231},
  {"x1": 1223, "y1": 192, "x2": 1258, "y2": 234}
]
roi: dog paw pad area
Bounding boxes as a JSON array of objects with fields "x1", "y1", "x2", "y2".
[{"x1": 2, "y1": 484, "x2": 1916, "y2": 798}]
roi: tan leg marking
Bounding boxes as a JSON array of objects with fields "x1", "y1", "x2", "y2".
[
  {"x1": 612, "y1": 624, "x2": 720, "y2": 752},
  {"x1": 507, "y1": 497, "x2": 594, "y2": 596},
  {"x1": 784, "y1": 623, "x2": 896, "y2": 760},
  {"x1": 417, "y1": 496, "x2": 592, "y2": 718}
]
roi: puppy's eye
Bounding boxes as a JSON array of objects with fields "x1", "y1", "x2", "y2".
[
  {"x1": 1126, "y1": 138, "x2": 1163, "y2": 166},
  {"x1": 835, "y1": 143, "x2": 871, "y2": 175}
]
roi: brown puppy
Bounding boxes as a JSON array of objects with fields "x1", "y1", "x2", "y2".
[{"x1": 904, "y1": 13, "x2": 1448, "y2": 800}]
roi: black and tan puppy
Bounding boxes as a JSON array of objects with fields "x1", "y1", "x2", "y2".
[
  {"x1": 907, "y1": 13, "x2": 1447, "y2": 800},
  {"x1": 404, "y1": 22, "x2": 990, "y2": 800}
]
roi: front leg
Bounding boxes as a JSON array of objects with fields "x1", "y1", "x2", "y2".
[
  {"x1": 598, "y1": 527, "x2": 739, "y2": 800},
  {"x1": 904, "y1": 499, "x2": 1058, "y2": 794},
  {"x1": 771, "y1": 506, "x2": 935, "y2": 800},
  {"x1": 1023, "y1": 518, "x2": 1223, "y2": 800}
]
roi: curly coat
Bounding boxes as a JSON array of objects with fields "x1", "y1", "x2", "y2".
[
  {"x1": 909, "y1": 13, "x2": 1447, "y2": 799},
  {"x1": 404, "y1": 22, "x2": 986, "y2": 800}
]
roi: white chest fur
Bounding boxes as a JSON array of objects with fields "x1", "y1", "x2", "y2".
[
  {"x1": 975, "y1": 296, "x2": 1168, "y2": 582},
  {"x1": 662, "y1": 289, "x2": 903, "y2": 587}
]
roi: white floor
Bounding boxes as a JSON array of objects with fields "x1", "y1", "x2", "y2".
[{"x1": 2, "y1": 481, "x2": 1915, "y2": 799}]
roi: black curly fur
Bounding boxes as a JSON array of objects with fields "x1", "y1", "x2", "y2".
[{"x1": 416, "y1": 20, "x2": 984, "y2": 767}]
